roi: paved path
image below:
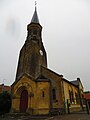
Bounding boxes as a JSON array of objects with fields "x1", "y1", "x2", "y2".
[
  {"x1": 0, "y1": 112, "x2": 90, "y2": 120},
  {"x1": 46, "y1": 113, "x2": 90, "y2": 120}
]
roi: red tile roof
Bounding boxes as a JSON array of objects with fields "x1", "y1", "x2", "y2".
[
  {"x1": 0, "y1": 84, "x2": 11, "y2": 93},
  {"x1": 4, "y1": 86, "x2": 11, "y2": 91}
]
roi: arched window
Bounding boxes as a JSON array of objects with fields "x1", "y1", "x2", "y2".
[
  {"x1": 52, "y1": 88, "x2": 56, "y2": 100},
  {"x1": 33, "y1": 28, "x2": 37, "y2": 35},
  {"x1": 69, "y1": 90, "x2": 74, "y2": 103},
  {"x1": 71, "y1": 91, "x2": 74, "y2": 103},
  {"x1": 75, "y1": 92, "x2": 79, "y2": 104},
  {"x1": 69, "y1": 90, "x2": 72, "y2": 102}
]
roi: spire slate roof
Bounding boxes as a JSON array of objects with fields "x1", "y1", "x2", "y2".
[{"x1": 31, "y1": 6, "x2": 39, "y2": 24}]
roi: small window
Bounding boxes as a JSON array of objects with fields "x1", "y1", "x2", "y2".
[
  {"x1": 42, "y1": 91, "x2": 45, "y2": 97},
  {"x1": 52, "y1": 88, "x2": 56, "y2": 100}
]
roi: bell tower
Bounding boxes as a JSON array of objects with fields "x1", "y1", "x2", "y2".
[{"x1": 16, "y1": 5, "x2": 47, "y2": 80}]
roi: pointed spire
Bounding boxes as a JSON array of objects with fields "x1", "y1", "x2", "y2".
[{"x1": 31, "y1": 1, "x2": 39, "y2": 24}]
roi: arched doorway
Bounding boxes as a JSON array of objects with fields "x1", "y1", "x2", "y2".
[{"x1": 20, "y1": 90, "x2": 28, "y2": 112}]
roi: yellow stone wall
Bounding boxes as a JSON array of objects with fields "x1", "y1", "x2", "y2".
[
  {"x1": 12, "y1": 76, "x2": 36, "y2": 112},
  {"x1": 63, "y1": 81, "x2": 79, "y2": 102},
  {"x1": 63, "y1": 80, "x2": 82, "y2": 113},
  {"x1": 35, "y1": 82, "x2": 50, "y2": 115},
  {"x1": 41, "y1": 67, "x2": 64, "y2": 108},
  {"x1": 12, "y1": 75, "x2": 50, "y2": 115}
]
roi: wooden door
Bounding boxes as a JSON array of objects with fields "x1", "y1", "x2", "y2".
[{"x1": 20, "y1": 90, "x2": 28, "y2": 112}]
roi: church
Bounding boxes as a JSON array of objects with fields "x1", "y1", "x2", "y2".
[{"x1": 11, "y1": 6, "x2": 84, "y2": 115}]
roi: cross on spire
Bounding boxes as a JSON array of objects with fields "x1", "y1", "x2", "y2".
[
  {"x1": 31, "y1": 0, "x2": 39, "y2": 24},
  {"x1": 35, "y1": 1, "x2": 37, "y2": 7}
]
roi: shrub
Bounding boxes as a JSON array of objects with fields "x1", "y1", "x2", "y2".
[{"x1": 0, "y1": 91, "x2": 11, "y2": 114}]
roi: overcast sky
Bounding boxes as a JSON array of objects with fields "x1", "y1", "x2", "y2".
[{"x1": 0, "y1": 0, "x2": 90, "y2": 91}]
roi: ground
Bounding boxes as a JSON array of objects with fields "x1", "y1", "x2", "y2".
[
  {"x1": 49, "y1": 113, "x2": 90, "y2": 120},
  {"x1": 0, "y1": 111, "x2": 90, "y2": 120}
]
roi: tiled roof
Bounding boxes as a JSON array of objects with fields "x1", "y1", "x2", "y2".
[
  {"x1": 71, "y1": 80, "x2": 79, "y2": 86},
  {"x1": 0, "y1": 84, "x2": 11, "y2": 92}
]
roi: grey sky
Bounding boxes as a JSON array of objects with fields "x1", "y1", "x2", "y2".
[{"x1": 0, "y1": 0, "x2": 90, "y2": 91}]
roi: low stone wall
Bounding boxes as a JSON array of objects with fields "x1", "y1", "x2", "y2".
[
  {"x1": 49, "y1": 108, "x2": 66, "y2": 115},
  {"x1": 70, "y1": 105, "x2": 82, "y2": 113}
]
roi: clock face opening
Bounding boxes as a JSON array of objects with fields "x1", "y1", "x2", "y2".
[{"x1": 40, "y1": 50, "x2": 43, "y2": 56}]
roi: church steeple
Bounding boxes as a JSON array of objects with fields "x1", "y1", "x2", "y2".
[
  {"x1": 31, "y1": 5, "x2": 39, "y2": 24},
  {"x1": 27, "y1": 2, "x2": 42, "y2": 42},
  {"x1": 15, "y1": 3, "x2": 47, "y2": 80}
]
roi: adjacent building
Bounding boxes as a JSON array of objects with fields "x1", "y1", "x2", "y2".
[
  {"x1": 84, "y1": 92, "x2": 90, "y2": 110},
  {"x1": 0, "y1": 84, "x2": 11, "y2": 93}
]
